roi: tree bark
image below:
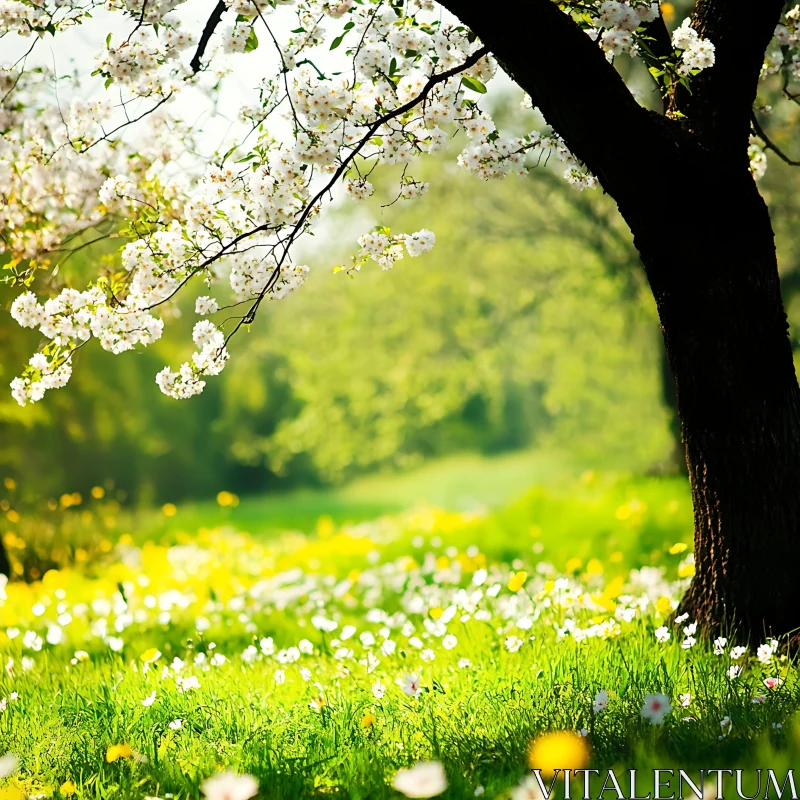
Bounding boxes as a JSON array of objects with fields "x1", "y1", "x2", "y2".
[
  {"x1": 0, "y1": 536, "x2": 10, "y2": 578},
  {"x1": 623, "y1": 162, "x2": 800, "y2": 639},
  {"x1": 441, "y1": 0, "x2": 800, "y2": 640}
]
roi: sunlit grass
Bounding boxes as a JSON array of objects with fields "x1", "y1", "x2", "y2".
[{"x1": 1, "y1": 469, "x2": 798, "y2": 799}]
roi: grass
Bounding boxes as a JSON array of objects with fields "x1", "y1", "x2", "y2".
[
  {"x1": 1, "y1": 457, "x2": 799, "y2": 800},
  {"x1": 139, "y1": 448, "x2": 582, "y2": 541}
]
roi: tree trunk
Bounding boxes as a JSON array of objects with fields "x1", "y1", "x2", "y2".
[
  {"x1": 622, "y1": 163, "x2": 800, "y2": 641},
  {"x1": 0, "y1": 536, "x2": 10, "y2": 578},
  {"x1": 658, "y1": 339, "x2": 687, "y2": 476}
]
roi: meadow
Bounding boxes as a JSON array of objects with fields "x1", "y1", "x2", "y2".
[{"x1": 1, "y1": 453, "x2": 799, "y2": 800}]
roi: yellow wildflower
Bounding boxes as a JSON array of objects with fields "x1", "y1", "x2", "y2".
[
  {"x1": 655, "y1": 596, "x2": 673, "y2": 616},
  {"x1": 508, "y1": 571, "x2": 528, "y2": 592},
  {"x1": 106, "y1": 744, "x2": 132, "y2": 763},
  {"x1": 140, "y1": 648, "x2": 161, "y2": 664},
  {"x1": 586, "y1": 558, "x2": 604, "y2": 575},
  {"x1": 527, "y1": 731, "x2": 590, "y2": 777}
]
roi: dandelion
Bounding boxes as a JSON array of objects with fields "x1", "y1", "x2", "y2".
[
  {"x1": 392, "y1": 761, "x2": 448, "y2": 798},
  {"x1": 592, "y1": 690, "x2": 608, "y2": 713},
  {"x1": 200, "y1": 772, "x2": 259, "y2": 800},
  {"x1": 527, "y1": 731, "x2": 590, "y2": 777},
  {"x1": 361, "y1": 713, "x2": 376, "y2": 728},
  {"x1": 60, "y1": 780, "x2": 76, "y2": 796},
  {"x1": 106, "y1": 743, "x2": 133, "y2": 763},
  {"x1": 641, "y1": 693, "x2": 672, "y2": 725},
  {"x1": 398, "y1": 673, "x2": 422, "y2": 698}
]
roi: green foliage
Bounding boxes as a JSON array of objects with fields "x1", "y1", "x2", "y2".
[
  {"x1": 256, "y1": 165, "x2": 672, "y2": 481},
  {"x1": 1, "y1": 150, "x2": 675, "y2": 502}
]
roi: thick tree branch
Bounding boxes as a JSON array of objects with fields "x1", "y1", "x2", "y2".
[
  {"x1": 670, "y1": 0, "x2": 784, "y2": 155},
  {"x1": 436, "y1": 0, "x2": 669, "y2": 200},
  {"x1": 190, "y1": 0, "x2": 226, "y2": 74}
]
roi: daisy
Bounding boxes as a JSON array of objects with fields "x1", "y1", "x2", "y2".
[
  {"x1": 392, "y1": 761, "x2": 447, "y2": 798},
  {"x1": 398, "y1": 673, "x2": 423, "y2": 698},
  {"x1": 200, "y1": 771, "x2": 258, "y2": 800},
  {"x1": 592, "y1": 690, "x2": 608, "y2": 713},
  {"x1": 641, "y1": 693, "x2": 672, "y2": 725}
]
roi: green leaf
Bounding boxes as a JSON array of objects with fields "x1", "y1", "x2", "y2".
[
  {"x1": 461, "y1": 75, "x2": 487, "y2": 94},
  {"x1": 330, "y1": 33, "x2": 346, "y2": 50},
  {"x1": 245, "y1": 27, "x2": 259, "y2": 53}
]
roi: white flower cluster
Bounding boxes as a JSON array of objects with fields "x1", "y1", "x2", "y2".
[
  {"x1": 10, "y1": 287, "x2": 164, "y2": 404},
  {"x1": 671, "y1": 18, "x2": 716, "y2": 75},
  {"x1": 763, "y1": 7, "x2": 800, "y2": 82},
  {"x1": 596, "y1": 1, "x2": 659, "y2": 57},
  {"x1": 155, "y1": 321, "x2": 228, "y2": 399},
  {"x1": 3, "y1": 0, "x2": 720, "y2": 405},
  {"x1": 356, "y1": 228, "x2": 435, "y2": 270},
  {"x1": 95, "y1": 21, "x2": 196, "y2": 97}
]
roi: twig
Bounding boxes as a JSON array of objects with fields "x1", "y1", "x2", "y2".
[
  {"x1": 190, "y1": 0, "x2": 227, "y2": 74},
  {"x1": 751, "y1": 111, "x2": 800, "y2": 167}
]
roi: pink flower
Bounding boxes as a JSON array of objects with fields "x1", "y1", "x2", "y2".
[{"x1": 764, "y1": 677, "x2": 784, "y2": 690}]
